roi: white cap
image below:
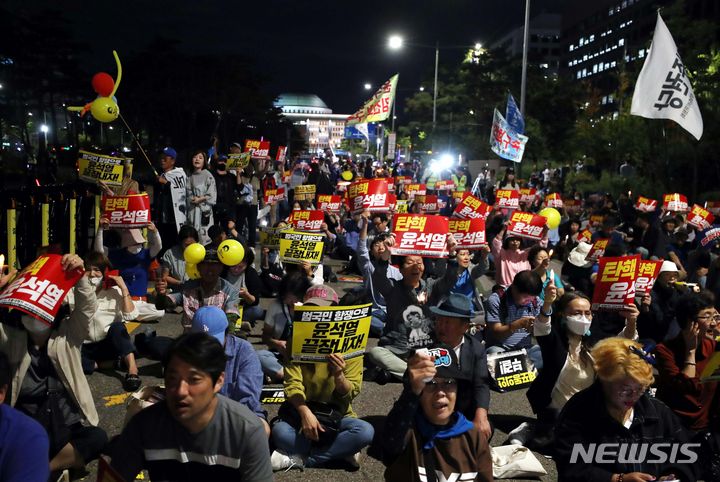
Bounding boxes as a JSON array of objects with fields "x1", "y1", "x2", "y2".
[{"x1": 659, "y1": 260, "x2": 679, "y2": 274}]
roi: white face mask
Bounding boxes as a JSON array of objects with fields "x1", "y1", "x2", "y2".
[
  {"x1": 127, "y1": 245, "x2": 143, "y2": 254},
  {"x1": 564, "y1": 314, "x2": 592, "y2": 336},
  {"x1": 21, "y1": 315, "x2": 52, "y2": 336},
  {"x1": 88, "y1": 276, "x2": 103, "y2": 288}
]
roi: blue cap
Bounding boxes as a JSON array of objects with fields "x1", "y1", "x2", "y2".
[
  {"x1": 190, "y1": 306, "x2": 228, "y2": 345},
  {"x1": 162, "y1": 147, "x2": 177, "y2": 159}
]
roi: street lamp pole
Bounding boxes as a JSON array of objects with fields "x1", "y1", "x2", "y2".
[
  {"x1": 520, "y1": 0, "x2": 531, "y2": 117},
  {"x1": 432, "y1": 42, "x2": 439, "y2": 138}
]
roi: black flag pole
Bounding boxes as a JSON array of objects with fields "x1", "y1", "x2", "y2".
[{"x1": 118, "y1": 113, "x2": 159, "y2": 177}]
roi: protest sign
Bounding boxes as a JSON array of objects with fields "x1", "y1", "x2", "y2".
[
  {"x1": 395, "y1": 176, "x2": 413, "y2": 185},
  {"x1": 634, "y1": 259, "x2": 663, "y2": 296},
  {"x1": 415, "y1": 195, "x2": 439, "y2": 214},
  {"x1": 519, "y1": 188, "x2": 537, "y2": 204},
  {"x1": 282, "y1": 170, "x2": 292, "y2": 184},
  {"x1": 487, "y1": 349, "x2": 537, "y2": 391},
  {"x1": 700, "y1": 351, "x2": 720, "y2": 383},
  {"x1": 563, "y1": 198, "x2": 582, "y2": 209},
  {"x1": 405, "y1": 183, "x2": 427, "y2": 198},
  {"x1": 0, "y1": 254, "x2": 84, "y2": 324},
  {"x1": 592, "y1": 255, "x2": 640, "y2": 310},
  {"x1": 244, "y1": 139, "x2": 271, "y2": 157},
  {"x1": 395, "y1": 199, "x2": 408, "y2": 213},
  {"x1": 434, "y1": 180, "x2": 455, "y2": 191},
  {"x1": 387, "y1": 193, "x2": 397, "y2": 212},
  {"x1": 494, "y1": 189, "x2": 520, "y2": 210},
  {"x1": 348, "y1": 179, "x2": 389, "y2": 214},
  {"x1": 489, "y1": 109, "x2": 529, "y2": 163},
  {"x1": 287, "y1": 210, "x2": 324, "y2": 232},
  {"x1": 392, "y1": 214, "x2": 449, "y2": 258},
  {"x1": 263, "y1": 187, "x2": 286, "y2": 205},
  {"x1": 507, "y1": 211, "x2": 546, "y2": 241},
  {"x1": 705, "y1": 201, "x2": 720, "y2": 215},
  {"x1": 102, "y1": 194, "x2": 151, "y2": 228},
  {"x1": 260, "y1": 387, "x2": 286, "y2": 404},
  {"x1": 163, "y1": 167, "x2": 187, "y2": 233},
  {"x1": 578, "y1": 228, "x2": 593, "y2": 244},
  {"x1": 451, "y1": 191, "x2": 466, "y2": 201},
  {"x1": 545, "y1": 193, "x2": 563, "y2": 209},
  {"x1": 294, "y1": 184, "x2": 316, "y2": 201},
  {"x1": 259, "y1": 227, "x2": 283, "y2": 249},
  {"x1": 634, "y1": 196, "x2": 658, "y2": 213},
  {"x1": 316, "y1": 195, "x2": 342, "y2": 213},
  {"x1": 700, "y1": 226, "x2": 720, "y2": 247},
  {"x1": 276, "y1": 146, "x2": 287, "y2": 163},
  {"x1": 387, "y1": 178, "x2": 395, "y2": 192},
  {"x1": 453, "y1": 194, "x2": 492, "y2": 220},
  {"x1": 687, "y1": 204, "x2": 715, "y2": 230},
  {"x1": 78, "y1": 150, "x2": 125, "y2": 186},
  {"x1": 291, "y1": 303, "x2": 372, "y2": 363},
  {"x1": 279, "y1": 230, "x2": 324, "y2": 265},
  {"x1": 662, "y1": 193, "x2": 689, "y2": 212},
  {"x1": 226, "y1": 152, "x2": 251, "y2": 170},
  {"x1": 586, "y1": 239, "x2": 609, "y2": 261},
  {"x1": 347, "y1": 74, "x2": 398, "y2": 125},
  {"x1": 448, "y1": 218, "x2": 487, "y2": 249}
]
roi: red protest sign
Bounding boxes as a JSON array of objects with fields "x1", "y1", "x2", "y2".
[
  {"x1": 586, "y1": 239, "x2": 609, "y2": 262},
  {"x1": 705, "y1": 201, "x2": 720, "y2": 215},
  {"x1": 589, "y1": 214, "x2": 605, "y2": 226},
  {"x1": 687, "y1": 204, "x2": 715, "y2": 230},
  {"x1": 244, "y1": 139, "x2": 271, "y2": 157},
  {"x1": 263, "y1": 187, "x2": 286, "y2": 205},
  {"x1": 634, "y1": 259, "x2": 663, "y2": 296},
  {"x1": 395, "y1": 176, "x2": 413, "y2": 185},
  {"x1": 451, "y1": 191, "x2": 466, "y2": 201},
  {"x1": 392, "y1": 214, "x2": 449, "y2": 258},
  {"x1": 449, "y1": 218, "x2": 486, "y2": 249},
  {"x1": 578, "y1": 228, "x2": 593, "y2": 244},
  {"x1": 415, "y1": 195, "x2": 439, "y2": 214},
  {"x1": 563, "y1": 198, "x2": 581, "y2": 209},
  {"x1": 0, "y1": 255, "x2": 84, "y2": 324},
  {"x1": 634, "y1": 196, "x2": 658, "y2": 213},
  {"x1": 386, "y1": 178, "x2": 395, "y2": 192},
  {"x1": 545, "y1": 193, "x2": 564, "y2": 209},
  {"x1": 317, "y1": 195, "x2": 342, "y2": 213},
  {"x1": 519, "y1": 188, "x2": 537, "y2": 204},
  {"x1": 662, "y1": 193, "x2": 689, "y2": 212},
  {"x1": 348, "y1": 179, "x2": 389, "y2": 214},
  {"x1": 592, "y1": 255, "x2": 640, "y2": 310},
  {"x1": 102, "y1": 194, "x2": 151, "y2": 228},
  {"x1": 287, "y1": 210, "x2": 324, "y2": 232},
  {"x1": 507, "y1": 211, "x2": 546, "y2": 240},
  {"x1": 276, "y1": 146, "x2": 287, "y2": 163},
  {"x1": 388, "y1": 193, "x2": 397, "y2": 211},
  {"x1": 453, "y1": 194, "x2": 491, "y2": 220},
  {"x1": 495, "y1": 189, "x2": 520, "y2": 210},
  {"x1": 434, "y1": 180, "x2": 455, "y2": 191},
  {"x1": 405, "y1": 183, "x2": 426, "y2": 198}
]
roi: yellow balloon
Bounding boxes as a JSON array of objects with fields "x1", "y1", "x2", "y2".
[
  {"x1": 186, "y1": 263, "x2": 201, "y2": 280},
  {"x1": 538, "y1": 207, "x2": 561, "y2": 230},
  {"x1": 341, "y1": 170, "x2": 353, "y2": 181},
  {"x1": 90, "y1": 96, "x2": 119, "y2": 123},
  {"x1": 218, "y1": 239, "x2": 245, "y2": 266},
  {"x1": 184, "y1": 243, "x2": 206, "y2": 265}
]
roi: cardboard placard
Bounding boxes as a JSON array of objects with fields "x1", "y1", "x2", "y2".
[
  {"x1": 244, "y1": 139, "x2": 271, "y2": 157},
  {"x1": 635, "y1": 196, "x2": 658, "y2": 213},
  {"x1": 519, "y1": 188, "x2": 537, "y2": 204},
  {"x1": 226, "y1": 152, "x2": 252, "y2": 170},
  {"x1": 387, "y1": 193, "x2": 397, "y2": 212},
  {"x1": 586, "y1": 239, "x2": 609, "y2": 261},
  {"x1": 316, "y1": 195, "x2": 342, "y2": 213},
  {"x1": 263, "y1": 187, "x2": 286, "y2": 205},
  {"x1": 451, "y1": 190, "x2": 466, "y2": 201},
  {"x1": 260, "y1": 387, "x2": 286, "y2": 404},
  {"x1": 634, "y1": 259, "x2": 663, "y2": 296},
  {"x1": 102, "y1": 194, "x2": 151, "y2": 228},
  {"x1": 545, "y1": 193, "x2": 564, "y2": 209},
  {"x1": 687, "y1": 204, "x2": 715, "y2": 230},
  {"x1": 405, "y1": 183, "x2": 426, "y2": 198},
  {"x1": 391, "y1": 214, "x2": 449, "y2": 258},
  {"x1": 276, "y1": 146, "x2": 287, "y2": 163},
  {"x1": 592, "y1": 255, "x2": 640, "y2": 310},
  {"x1": 494, "y1": 189, "x2": 520, "y2": 210},
  {"x1": 507, "y1": 211, "x2": 546, "y2": 241},
  {"x1": 0, "y1": 255, "x2": 84, "y2": 324},
  {"x1": 487, "y1": 349, "x2": 537, "y2": 391},
  {"x1": 78, "y1": 150, "x2": 125, "y2": 186},
  {"x1": 259, "y1": 227, "x2": 283, "y2": 249},
  {"x1": 395, "y1": 176, "x2": 413, "y2": 185},
  {"x1": 294, "y1": 184, "x2": 316, "y2": 201},
  {"x1": 453, "y1": 194, "x2": 492, "y2": 220},
  {"x1": 415, "y1": 194, "x2": 439, "y2": 214},
  {"x1": 662, "y1": 193, "x2": 689, "y2": 212},
  {"x1": 701, "y1": 226, "x2": 720, "y2": 248},
  {"x1": 279, "y1": 230, "x2": 324, "y2": 265},
  {"x1": 291, "y1": 303, "x2": 372, "y2": 363},
  {"x1": 448, "y1": 218, "x2": 487, "y2": 249},
  {"x1": 434, "y1": 180, "x2": 455, "y2": 191},
  {"x1": 578, "y1": 228, "x2": 593, "y2": 244},
  {"x1": 287, "y1": 210, "x2": 324, "y2": 232},
  {"x1": 348, "y1": 179, "x2": 389, "y2": 214},
  {"x1": 395, "y1": 199, "x2": 409, "y2": 213}
]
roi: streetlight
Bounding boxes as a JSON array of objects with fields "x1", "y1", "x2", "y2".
[
  {"x1": 40, "y1": 124, "x2": 48, "y2": 144},
  {"x1": 364, "y1": 82, "x2": 372, "y2": 90},
  {"x1": 0, "y1": 83, "x2": 3, "y2": 89},
  {"x1": 474, "y1": 43, "x2": 483, "y2": 50},
  {"x1": 388, "y1": 35, "x2": 403, "y2": 50},
  {"x1": 419, "y1": 86, "x2": 425, "y2": 92}
]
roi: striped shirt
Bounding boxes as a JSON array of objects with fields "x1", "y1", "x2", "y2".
[{"x1": 485, "y1": 292, "x2": 540, "y2": 349}]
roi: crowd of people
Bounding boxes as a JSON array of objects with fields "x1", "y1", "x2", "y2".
[{"x1": 0, "y1": 144, "x2": 718, "y2": 482}]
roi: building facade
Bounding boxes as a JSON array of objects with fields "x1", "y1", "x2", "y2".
[
  {"x1": 273, "y1": 93, "x2": 349, "y2": 153},
  {"x1": 490, "y1": 13, "x2": 562, "y2": 77}
]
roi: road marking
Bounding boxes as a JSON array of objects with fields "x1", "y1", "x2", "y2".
[{"x1": 103, "y1": 393, "x2": 131, "y2": 407}]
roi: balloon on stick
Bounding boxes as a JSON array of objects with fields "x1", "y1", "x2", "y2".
[
  {"x1": 183, "y1": 243, "x2": 206, "y2": 265},
  {"x1": 218, "y1": 239, "x2": 245, "y2": 266}
]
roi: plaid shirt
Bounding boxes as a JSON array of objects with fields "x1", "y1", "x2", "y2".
[{"x1": 170, "y1": 278, "x2": 240, "y2": 329}]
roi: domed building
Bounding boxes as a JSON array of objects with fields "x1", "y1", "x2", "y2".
[{"x1": 274, "y1": 93, "x2": 349, "y2": 152}]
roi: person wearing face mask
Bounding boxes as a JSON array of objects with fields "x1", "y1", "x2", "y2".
[
  {"x1": 94, "y1": 218, "x2": 164, "y2": 322},
  {"x1": 211, "y1": 155, "x2": 238, "y2": 226},
  {"x1": 225, "y1": 243, "x2": 264, "y2": 335},
  {"x1": 0, "y1": 254, "x2": 108, "y2": 477},
  {"x1": 521, "y1": 292, "x2": 639, "y2": 451},
  {"x1": 186, "y1": 149, "x2": 217, "y2": 245}
]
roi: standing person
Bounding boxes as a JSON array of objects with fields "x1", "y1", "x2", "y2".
[
  {"x1": 108, "y1": 333, "x2": 273, "y2": 481},
  {"x1": 212, "y1": 156, "x2": 237, "y2": 225},
  {"x1": 236, "y1": 161, "x2": 263, "y2": 249},
  {"x1": 153, "y1": 147, "x2": 185, "y2": 255},
  {"x1": 495, "y1": 167, "x2": 519, "y2": 190},
  {"x1": 186, "y1": 150, "x2": 217, "y2": 245}
]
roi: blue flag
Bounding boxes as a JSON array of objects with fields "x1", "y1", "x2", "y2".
[{"x1": 505, "y1": 93, "x2": 525, "y2": 135}]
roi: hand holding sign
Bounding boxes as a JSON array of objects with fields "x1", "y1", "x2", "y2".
[{"x1": 407, "y1": 350, "x2": 437, "y2": 395}]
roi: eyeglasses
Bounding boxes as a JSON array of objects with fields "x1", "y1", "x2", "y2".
[
  {"x1": 424, "y1": 379, "x2": 457, "y2": 392},
  {"x1": 617, "y1": 385, "x2": 647, "y2": 398},
  {"x1": 697, "y1": 314, "x2": 720, "y2": 322}
]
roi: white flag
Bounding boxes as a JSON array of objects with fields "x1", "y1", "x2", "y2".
[{"x1": 631, "y1": 13, "x2": 703, "y2": 140}]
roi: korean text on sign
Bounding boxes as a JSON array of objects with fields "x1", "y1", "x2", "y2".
[
  {"x1": 494, "y1": 189, "x2": 520, "y2": 210},
  {"x1": 243, "y1": 139, "x2": 271, "y2": 157},
  {"x1": 507, "y1": 211, "x2": 546, "y2": 241},
  {"x1": 487, "y1": 349, "x2": 537, "y2": 391},
  {"x1": 519, "y1": 188, "x2": 537, "y2": 204},
  {"x1": 259, "y1": 228, "x2": 284, "y2": 249},
  {"x1": 288, "y1": 210, "x2": 324, "y2": 233},
  {"x1": 591, "y1": 255, "x2": 640, "y2": 310},
  {"x1": 489, "y1": 108, "x2": 529, "y2": 163},
  {"x1": 662, "y1": 193, "x2": 689, "y2": 212},
  {"x1": 279, "y1": 230, "x2": 324, "y2": 265},
  {"x1": 226, "y1": 152, "x2": 251, "y2": 170},
  {"x1": 291, "y1": 304, "x2": 372, "y2": 363},
  {"x1": 415, "y1": 195, "x2": 439, "y2": 214},
  {"x1": 102, "y1": 193, "x2": 151, "y2": 228},
  {"x1": 586, "y1": 239, "x2": 609, "y2": 261},
  {"x1": 634, "y1": 196, "x2": 658, "y2": 213},
  {"x1": 263, "y1": 187, "x2": 286, "y2": 205},
  {"x1": 391, "y1": 214, "x2": 449, "y2": 258},
  {"x1": 634, "y1": 259, "x2": 662, "y2": 296},
  {"x1": 687, "y1": 204, "x2": 715, "y2": 230},
  {"x1": 348, "y1": 179, "x2": 389, "y2": 214},
  {"x1": 448, "y1": 218, "x2": 486, "y2": 249},
  {"x1": 545, "y1": 193, "x2": 563, "y2": 209},
  {"x1": 0, "y1": 254, "x2": 84, "y2": 324},
  {"x1": 453, "y1": 194, "x2": 491, "y2": 220},
  {"x1": 294, "y1": 184, "x2": 316, "y2": 201},
  {"x1": 405, "y1": 184, "x2": 426, "y2": 198},
  {"x1": 317, "y1": 195, "x2": 342, "y2": 213},
  {"x1": 78, "y1": 150, "x2": 125, "y2": 187}
]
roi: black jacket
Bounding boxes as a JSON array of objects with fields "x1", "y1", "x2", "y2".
[
  {"x1": 454, "y1": 334, "x2": 490, "y2": 414},
  {"x1": 637, "y1": 283, "x2": 680, "y2": 343},
  {"x1": 555, "y1": 381, "x2": 696, "y2": 482}
]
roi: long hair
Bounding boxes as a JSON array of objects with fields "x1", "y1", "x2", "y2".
[{"x1": 553, "y1": 292, "x2": 594, "y2": 367}]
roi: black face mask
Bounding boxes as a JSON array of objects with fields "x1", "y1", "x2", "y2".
[{"x1": 217, "y1": 164, "x2": 227, "y2": 171}]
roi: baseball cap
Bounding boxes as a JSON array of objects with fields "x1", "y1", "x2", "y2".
[
  {"x1": 162, "y1": 147, "x2": 177, "y2": 159},
  {"x1": 231, "y1": 142, "x2": 243, "y2": 150},
  {"x1": 199, "y1": 248, "x2": 222, "y2": 264},
  {"x1": 303, "y1": 285, "x2": 339, "y2": 306},
  {"x1": 190, "y1": 306, "x2": 228, "y2": 345}
]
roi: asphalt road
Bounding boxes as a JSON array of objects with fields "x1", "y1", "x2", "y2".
[{"x1": 81, "y1": 269, "x2": 558, "y2": 482}]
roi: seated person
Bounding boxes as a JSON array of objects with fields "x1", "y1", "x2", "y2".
[
  {"x1": 94, "y1": 219, "x2": 164, "y2": 321},
  {"x1": 259, "y1": 245, "x2": 284, "y2": 298},
  {"x1": 381, "y1": 345, "x2": 493, "y2": 482},
  {"x1": 554, "y1": 337, "x2": 696, "y2": 482},
  {"x1": 225, "y1": 243, "x2": 265, "y2": 327},
  {"x1": 109, "y1": 333, "x2": 273, "y2": 480},
  {"x1": 189, "y1": 306, "x2": 269, "y2": 437},
  {"x1": 637, "y1": 260, "x2": 684, "y2": 343},
  {"x1": 73, "y1": 252, "x2": 141, "y2": 392},
  {"x1": 0, "y1": 254, "x2": 108, "y2": 476},
  {"x1": 485, "y1": 270, "x2": 552, "y2": 371},
  {"x1": 160, "y1": 224, "x2": 200, "y2": 289},
  {"x1": 269, "y1": 289, "x2": 374, "y2": 471},
  {"x1": 155, "y1": 248, "x2": 240, "y2": 331}
]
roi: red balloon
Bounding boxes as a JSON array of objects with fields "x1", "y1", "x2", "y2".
[{"x1": 91, "y1": 72, "x2": 115, "y2": 97}]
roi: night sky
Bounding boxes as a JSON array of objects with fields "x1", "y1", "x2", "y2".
[{"x1": 9, "y1": 0, "x2": 570, "y2": 113}]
